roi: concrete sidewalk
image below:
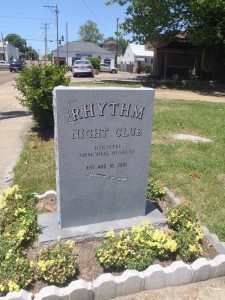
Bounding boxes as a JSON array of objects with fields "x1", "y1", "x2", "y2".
[{"x1": 0, "y1": 81, "x2": 32, "y2": 194}]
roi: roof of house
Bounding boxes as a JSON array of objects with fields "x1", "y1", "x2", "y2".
[
  {"x1": 55, "y1": 41, "x2": 114, "y2": 55},
  {"x1": 129, "y1": 43, "x2": 154, "y2": 57}
]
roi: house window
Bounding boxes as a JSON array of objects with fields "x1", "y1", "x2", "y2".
[{"x1": 104, "y1": 58, "x2": 110, "y2": 65}]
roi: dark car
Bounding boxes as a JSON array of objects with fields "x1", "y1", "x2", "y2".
[{"x1": 9, "y1": 59, "x2": 24, "y2": 72}]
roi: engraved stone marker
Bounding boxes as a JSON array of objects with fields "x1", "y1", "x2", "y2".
[{"x1": 54, "y1": 87, "x2": 154, "y2": 228}]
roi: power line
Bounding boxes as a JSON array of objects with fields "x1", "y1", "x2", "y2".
[
  {"x1": 81, "y1": 0, "x2": 113, "y2": 36},
  {"x1": 44, "y1": 5, "x2": 59, "y2": 63},
  {"x1": 0, "y1": 15, "x2": 54, "y2": 21}
]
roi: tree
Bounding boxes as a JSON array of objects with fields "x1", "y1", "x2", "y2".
[
  {"x1": 4, "y1": 33, "x2": 24, "y2": 53},
  {"x1": 107, "y1": 0, "x2": 225, "y2": 81},
  {"x1": 5, "y1": 33, "x2": 38, "y2": 59},
  {"x1": 78, "y1": 20, "x2": 104, "y2": 44}
]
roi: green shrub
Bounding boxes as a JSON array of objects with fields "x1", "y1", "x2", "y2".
[
  {"x1": 144, "y1": 64, "x2": 151, "y2": 73},
  {"x1": 136, "y1": 65, "x2": 145, "y2": 74},
  {"x1": 0, "y1": 185, "x2": 38, "y2": 248},
  {"x1": 167, "y1": 204, "x2": 199, "y2": 232},
  {"x1": 0, "y1": 185, "x2": 39, "y2": 295},
  {"x1": 15, "y1": 63, "x2": 70, "y2": 128},
  {"x1": 36, "y1": 240, "x2": 78, "y2": 285},
  {"x1": 89, "y1": 57, "x2": 100, "y2": 69},
  {"x1": 167, "y1": 204, "x2": 204, "y2": 262},
  {"x1": 0, "y1": 254, "x2": 34, "y2": 295},
  {"x1": 147, "y1": 179, "x2": 166, "y2": 199},
  {"x1": 95, "y1": 221, "x2": 177, "y2": 272},
  {"x1": 175, "y1": 227, "x2": 204, "y2": 262}
]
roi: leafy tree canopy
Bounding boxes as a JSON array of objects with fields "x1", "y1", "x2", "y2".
[
  {"x1": 78, "y1": 20, "x2": 104, "y2": 44},
  {"x1": 106, "y1": 0, "x2": 225, "y2": 46},
  {"x1": 4, "y1": 33, "x2": 24, "y2": 53},
  {"x1": 4, "y1": 33, "x2": 38, "y2": 59}
]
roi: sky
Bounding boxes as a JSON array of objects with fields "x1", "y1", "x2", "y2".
[{"x1": 0, "y1": 0, "x2": 131, "y2": 58}]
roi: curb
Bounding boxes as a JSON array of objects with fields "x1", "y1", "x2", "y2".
[{"x1": 2, "y1": 189, "x2": 225, "y2": 300}]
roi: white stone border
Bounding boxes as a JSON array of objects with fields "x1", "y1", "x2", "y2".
[{"x1": 2, "y1": 189, "x2": 225, "y2": 300}]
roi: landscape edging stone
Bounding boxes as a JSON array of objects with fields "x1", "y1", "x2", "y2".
[{"x1": 2, "y1": 188, "x2": 225, "y2": 300}]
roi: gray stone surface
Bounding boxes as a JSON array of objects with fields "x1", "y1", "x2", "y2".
[
  {"x1": 165, "y1": 261, "x2": 192, "y2": 287},
  {"x1": 61, "y1": 280, "x2": 93, "y2": 300},
  {"x1": 93, "y1": 273, "x2": 116, "y2": 300},
  {"x1": 214, "y1": 255, "x2": 225, "y2": 277},
  {"x1": 143, "y1": 264, "x2": 165, "y2": 290},
  {"x1": 119, "y1": 270, "x2": 144, "y2": 296},
  {"x1": 191, "y1": 258, "x2": 211, "y2": 283},
  {"x1": 54, "y1": 87, "x2": 154, "y2": 228},
  {"x1": 34, "y1": 286, "x2": 60, "y2": 300},
  {"x1": 38, "y1": 201, "x2": 166, "y2": 244},
  {"x1": 4, "y1": 290, "x2": 32, "y2": 300},
  {"x1": 171, "y1": 133, "x2": 212, "y2": 143},
  {"x1": 215, "y1": 242, "x2": 225, "y2": 254}
]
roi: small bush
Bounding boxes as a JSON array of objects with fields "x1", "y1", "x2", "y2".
[
  {"x1": 0, "y1": 254, "x2": 34, "y2": 295},
  {"x1": 147, "y1": 179, "x2": 166, "y2": 199},
  {"x1": 136, "y1": 65, "x2": 145, "y2": 74},
  {"x1": 36, "y1": 240, "x2": 78, "y2": 285},
  {"x1": 167, "y1": 204, "x2": 199, "y2": 232},
  {"x1": 95, "y1": 221, "x2": 177, "y2": 272},
  {"x1": 89, "y1": 57, "x2": 100, "y2": 69},
  {"x1": 0, "y1": 185, "x2": 38, "y2": 248},
  {"x1": 0, "y1": 185, "x2": 39, "y2": 296},
  {"x1": 175, "y1": 227, "x2": 204, "y2": 262},
  {"x1": 15, "y1": 63, "x2": 70, "y2": 128},
  {"x1": 167, "y1": 204, "x2": 204, "y2": 262},
  {"x1": 144, "y1": 64, "x2": 151, "y2": 73}
]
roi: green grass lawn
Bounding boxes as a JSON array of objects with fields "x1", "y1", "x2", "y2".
[
  {"x1": 13, "y1": 98, "x2": 225, "y2": 240},
  {"x1": 150, "y1": 100, "x2": 225, "y2": 239}
]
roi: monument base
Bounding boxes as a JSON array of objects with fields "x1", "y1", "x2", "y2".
[{"x1": 38, "y1": 201, "x2": 167, "y2": 245}]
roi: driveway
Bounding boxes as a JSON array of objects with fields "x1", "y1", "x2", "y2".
[{"x1": 0, "y1": 80, "x2": 32, "y2": 194}]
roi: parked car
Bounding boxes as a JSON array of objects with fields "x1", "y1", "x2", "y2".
[
  {"x1": 100, "y1": 63, "x2": 117, "y2": 74},
  {"x1": 9, "y1": 59, "x2": 24, "y2": 72},
  {"x1": 0, "y1": 60, "x2": 10, "y2": 69},
  {"x1": 72, "y1": 60, "x2": 94, "y2": 77}
]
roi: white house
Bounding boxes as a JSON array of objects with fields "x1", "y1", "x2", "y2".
[
  {"x1": 52, "y1": 41, "x2": 115, "y2": 67},
  {"x1": 0, "y1": 41, "x2": 19, "y2": 61},
  {"x1": 119, "y1": 43, "x2": 154, "y2": 70}
]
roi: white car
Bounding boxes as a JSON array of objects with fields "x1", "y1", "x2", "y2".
[
  {"x1": 72, "y1": 60, "x2": 94, "y2": 77},
  {"x1": 0, "y1": 60, "x2": 10, "y2": 69},
  {"x1": 100, "y1": 63, "x2": 117, "y2": 74}
]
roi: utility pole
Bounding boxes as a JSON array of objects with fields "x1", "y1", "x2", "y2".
[
  {"x1": 115, "y1": 18, "x2": 119, "y2": 67},
  {"x1": 44, "y1": 4, "x2": 59, "y2": 64},
  {"x1": 1, "y1": 33, "x2": 6, "y2": 61},
  {"x1": 66, "y1": 22, "x2": 69, "y2": 66},
  {"x1": 41, "y1": 23, "x2": 49, "y2": 61}
]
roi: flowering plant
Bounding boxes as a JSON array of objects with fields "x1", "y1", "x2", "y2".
[
  {"x1": 167, "y1": 204, "x2": 204, "y2": 262},
  {"x1": 95, "y1": 221, "x2": 177, "y2": 271},
  {"x1": 0, "y1": 185, "x2": 38, "y2": 295},
  {"x1": 36, "y1": 240, "x2": 78, "y2": 285},
  {"x1": 147, "y1": 179, "x2": 166, "y2": 199}
]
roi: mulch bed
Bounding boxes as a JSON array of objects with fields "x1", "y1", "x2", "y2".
[{"x1": 28, "y1": 197, "x2": 218, "y2": 294}]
